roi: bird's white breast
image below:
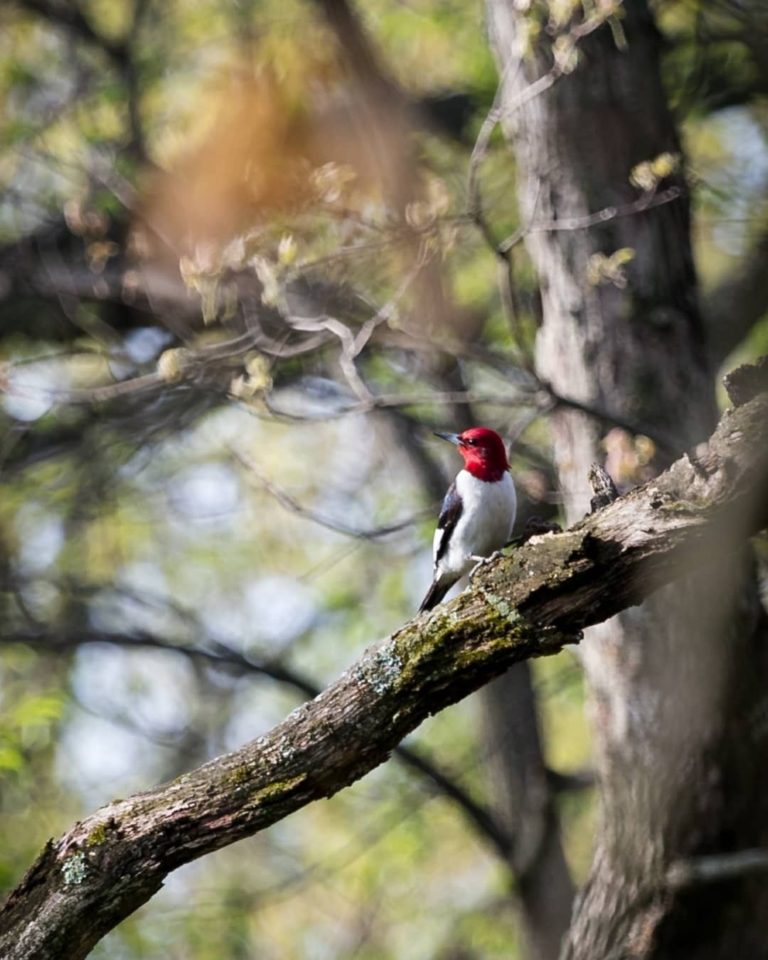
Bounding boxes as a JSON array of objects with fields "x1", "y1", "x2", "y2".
[{"x1": 435, "y1": 469, "x2": 516, "y2": 580}]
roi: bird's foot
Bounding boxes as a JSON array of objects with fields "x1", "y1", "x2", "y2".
[{"x1": 469, "y1": 550, "x2": 504, "y2": 576}]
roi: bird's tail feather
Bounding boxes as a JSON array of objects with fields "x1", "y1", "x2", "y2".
[{"x1": 418, "y1": 579, "x2": 453, "y2": 613}]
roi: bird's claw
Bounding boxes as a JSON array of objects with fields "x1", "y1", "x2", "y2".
[{"x1": 470, "y1": 550, "x2": 504, "y2": 576}]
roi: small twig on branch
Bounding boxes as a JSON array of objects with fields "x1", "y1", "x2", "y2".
[
  {"x1": 588, "y1": 463, "x2": 620, "y2": 513},
  {"x1": 514, "y1": 186, "x2": 684, "y2": 241}
]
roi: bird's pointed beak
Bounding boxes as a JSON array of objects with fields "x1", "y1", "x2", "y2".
[{"x1": 434, "y1": 431, "x2": 462, "y2": 446}]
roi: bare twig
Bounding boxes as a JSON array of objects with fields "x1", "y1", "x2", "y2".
[
  {"x1": 230, "y1": 447, "x2": 428, "y2": 540},
  {"x1": 588, "y1": 463, "x2": 620, "y2": 513},
  {"x1": 513, "y1": 186, "x2": 684, "y2": 241}
]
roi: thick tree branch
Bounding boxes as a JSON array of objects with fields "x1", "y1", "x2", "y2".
[
  {"x1": 1, "y1": 377, "x2": 768, "y2": 960},
  {"x1": 6, "y1": 628, "x2": 515, "y2": 863}
]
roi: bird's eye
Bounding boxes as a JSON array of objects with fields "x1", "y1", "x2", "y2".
[{"x1": 464, "y1": 437, "x2": 476, "y2": 446}]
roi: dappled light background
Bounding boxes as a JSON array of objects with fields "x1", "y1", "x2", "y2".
[{"x1": 1, "y1": 0, "x2": 768, "y2": 957}]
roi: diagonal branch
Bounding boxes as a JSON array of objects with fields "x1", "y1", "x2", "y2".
[
  {"x1": 8, "y1": 627, "x2": 514, "y2": 862},
  {"x1": 230, "y1": 447, "x2": 429, "y2": 540},
  {"x1": 2, "y1": 371, "x2": 768, "y2": 960}
]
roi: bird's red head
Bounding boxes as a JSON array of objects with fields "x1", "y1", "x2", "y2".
[{"x1": 436, "y1": 427, "x2": 510, "y2": 482}]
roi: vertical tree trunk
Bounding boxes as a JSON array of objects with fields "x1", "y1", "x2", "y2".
[
  {"x1": 482, "y1": 665, "x2": 574, "y2": 960},
  {"x1": 485, "y1": 1, "x2": 768, "y2": 956}
]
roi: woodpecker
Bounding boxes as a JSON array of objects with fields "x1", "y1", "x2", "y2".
[{"x1": 419, "y1": 427, "x2": 516, "y2": 612}]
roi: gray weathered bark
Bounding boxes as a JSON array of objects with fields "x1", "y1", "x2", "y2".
[{"x1": 485, "y1": 1, "x2": 768, "y2": 955}]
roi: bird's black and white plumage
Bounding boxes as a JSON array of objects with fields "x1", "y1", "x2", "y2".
[{"x1": 419, "y1": 427, "x2": 516, "y2": 612}]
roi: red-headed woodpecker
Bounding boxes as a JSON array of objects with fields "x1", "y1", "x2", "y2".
[{"x1": 419, "y1": 427, "x2": 516, "y2": 612}]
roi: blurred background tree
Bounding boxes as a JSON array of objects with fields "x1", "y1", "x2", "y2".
[{"x1": 0, "y1": 0, "x2": 767, "y2": 957}]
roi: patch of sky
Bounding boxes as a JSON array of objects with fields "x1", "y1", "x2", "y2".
[
  {"x1": 309, "y1": 416, "x2": 378, "y2": 531},
  {"x1": 2, "y1": 361, "x2": 56, "y2": 421},
  {"x1": 244, "y1": 575, "x2": 317, "y2": 647},
  {"x1": 269, "y1": 377, "x2": 355, "y2": 417},
  {"x1": 15, "y1": 504, "x2": 64, "y2": 574},
  {"x1": 123, "y1": 326, "x2": 174, "y2": 364},
  {"x1": 707, "y1": 108, "x2": 768, "y2": 257},
  {"x1": 167, "y1": 461, "x2": 241, "y2": 524},
  {"x1": 223, "y1": 681, "x2": 304, "y2": 753},
  {"x1": 56, "y1": 708, "x2": 167, "y2": 807},
  {"x1": 89, "y1": 564, "x2": 181, "y2": 638},
  {"x1": 117, "y1": 561, "x2": 170, "y2": 598},
  {"x1": 191, "y1": 574, "x2": 316, "y2": 651},
  {"x1": 70, "y1": 643, "x2": 197, "y2": 738}
]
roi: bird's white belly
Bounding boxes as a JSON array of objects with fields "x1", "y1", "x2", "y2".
[{"x1": 437, "y1": 470, "x2": 516, "y2": 580}]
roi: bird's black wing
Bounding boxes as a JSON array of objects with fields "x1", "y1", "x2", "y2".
[
  {"x1": 433, "y1": 481, "x2": 463, "y2": 565},
  {"x1": 419, "y1": 483, "x2": 465, "y2": 614}
]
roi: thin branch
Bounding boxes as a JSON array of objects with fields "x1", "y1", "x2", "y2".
[
  {"x1": 510, "y1": 186, "x2": 684, "y2": 242},
  {"x1": 539, "y1": 381, "x2": 682, "y2": 459},
  {"x1": 667, "y1": 850, "x2": 768, "y2": 888},
  {"x1": 230, "y1": 448, "x2": 429, "y2": 540},
  {"x1": 588, "y1": 462, "x2": 620, "y2": 513},
  {"x1": 260, "y1": 381, "x2": 682, "y2": 459}
]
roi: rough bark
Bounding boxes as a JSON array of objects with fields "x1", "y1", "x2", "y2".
[
  {"x1": 485, "y1": 0, "x2": 768, "y2": 955},
  {"x1": 1, "y1": 384, "x2": 767, "y2": 960}
]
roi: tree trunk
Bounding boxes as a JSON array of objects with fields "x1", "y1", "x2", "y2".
[
  {"x1": 485, "y1": 1, "x2": 768, "y2": 956},
  {"x1": 482, "y1": 665, "x2": 574, "y2": 960}
]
